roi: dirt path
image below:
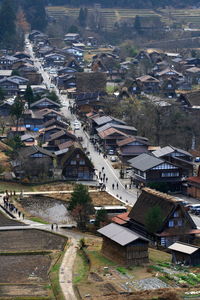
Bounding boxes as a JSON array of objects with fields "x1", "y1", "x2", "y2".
[{"x1": 59, "y1": 238, "x2": 78, "y2": 300}]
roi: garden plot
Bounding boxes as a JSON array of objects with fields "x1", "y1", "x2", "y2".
[
  {"x1": 0, "y1": 255, "x2": 51, "y2": 298},
  {"x1": 0, "y1": 229, "x2": 66, "y2": 251}
]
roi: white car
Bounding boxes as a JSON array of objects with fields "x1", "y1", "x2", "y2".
[
  {"x1": 110, "y1": 156, "x2": 117, "y2": 162},
  {"x1": 74, "y1": 124, "x2": 80, "y2": 130}
]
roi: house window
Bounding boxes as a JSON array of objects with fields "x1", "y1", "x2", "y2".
[
  {"x1": 168, "y1": 220, "x2": 174, "y2": 227},
  {"x1": 79, "y1": 160, "x2": 85, "y2": 165},
  {"x1": 76, "y1": 154, "x2": 80, "y2": 158},
  {"x1": 70, "y1": 160, "x2": 76, "y2": 165},
  {"x1": 161, "y1": 172, "x2": 179, "y2": 177},
  {"x1": 177, "y1": 219, "x2": 183, "y2": 226},
  {"x1": 173, "y1": 211, "x2": 179, "y2": 217}
]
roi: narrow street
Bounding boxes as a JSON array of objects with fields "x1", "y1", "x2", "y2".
[{"x1": 25, "y1": 39, "x2": 139, "y2": 206}]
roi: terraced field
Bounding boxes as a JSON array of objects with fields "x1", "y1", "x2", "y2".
[
  {"x1": 46, "y1": 6, "x2": 161, "y2": 31},
  {"x1": 46, "y1": 6, "x2": 200, "y2": 30}
]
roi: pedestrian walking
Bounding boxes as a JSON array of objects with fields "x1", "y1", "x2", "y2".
[
  {"x1": 56, "y1": 224, "x2": 58, "y2": 230},
  {"x1": 18, "y1": 211, "x2": 21, "y2": 218},
  {"x1": 112, "y1": 183, "x2": 114, "y2": 190},
  {"x1": 102, "y1": 166, "x2": 104, "y2": 172},
  {"x1": 51, "y1": 224, "x2": 53, "y2": 230},
  {"x1": 125, "y1": 184, "x2": 127, "y2": 189},
  {"x1": 116, "y1": 183, "x2": 119, "y2": 189},
  {"x1": 106, "y1": 177, "x2": 108, "y2": 183}
]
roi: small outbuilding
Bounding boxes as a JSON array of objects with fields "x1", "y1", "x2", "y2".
[
  {"x1": 168, "y1": 242, "x2": 200, "y2": 266},
  {"x1": 98, "y1": 223, "x2": 149, "y2": 266}
]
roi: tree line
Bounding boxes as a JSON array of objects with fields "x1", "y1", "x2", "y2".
[{"x1": 0, "y1": 0, "x2": 47, "y2": 49}]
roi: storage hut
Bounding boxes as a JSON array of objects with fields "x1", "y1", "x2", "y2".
[
  {"x1": 168, "y1": 242, "x2": 200, "y2": 266},
  {"x1": 98, "y1": 223, "x2": 149, "y2": 266}
]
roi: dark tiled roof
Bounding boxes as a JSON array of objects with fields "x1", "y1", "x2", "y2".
[
  {"x1": 19, "y1": 145, "x2": 55, "y2": 158},
  {"x1": 128, "y1": 153, "x2": 164, "y2": 171}
]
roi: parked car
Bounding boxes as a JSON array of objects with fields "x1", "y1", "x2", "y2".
[
  {"x1": 74, "y1": 124, "x2": 80, "y2": 130},
  {"x1": 189, "y1": 204, "x2": 200, "y2": 213},
  {"x1": 110, "y1": 156, "x2": 117, "y2": 162},
  {"x1": 108, "y1": 149, "x2": 114, "y2": 155}
]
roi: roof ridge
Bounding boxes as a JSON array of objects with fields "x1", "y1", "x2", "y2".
[{"x1": 143, "y1": 187, "x2": 180, "y2": 203}]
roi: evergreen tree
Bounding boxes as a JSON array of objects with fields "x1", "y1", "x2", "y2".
[
  {"x1": 11, "y1": 96, "x2": 24, "y2": 133},
  {"x1": 0, "y1": 0, "x2": 16, "y2": 49},
  {"x1": 46, "y1": 91, "x2": 61, "y2": 104},
  {"x1": 0, "y1": 88, "x2": 5, "y2": 102},
  {"x1": 23, "y1": 0, "x2": 47, "y2": 31},
  {"x1": 145, "y1": 205, "x2": 163, "y2": 234},
  {"x1": 24, "y1": 85, "x2": 34, "y2": 108},
  {"x1": 134, "y1": 15, "x2": 142, "y2": 33},
  {"x1": 68, "y1": 184, "x2": 94, "y2": 230},
  {"x1": 78, "y1": 7, "x2": 87, "y2": 27}
]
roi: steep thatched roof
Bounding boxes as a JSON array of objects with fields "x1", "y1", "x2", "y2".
[{"x1": 76, "y1": 72, "x2": 107, "y2": 93}]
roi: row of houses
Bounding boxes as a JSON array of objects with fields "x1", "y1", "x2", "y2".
[{"x1": 0, "y1": 95, "x2": 95, "y2": 182}]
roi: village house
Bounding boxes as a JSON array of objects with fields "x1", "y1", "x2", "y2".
[
  {"x1": 75, "y1": 92, "x2": 106, "y2": 114},
  {"x1": 76, "y1": 72, "x2": 107, "y2": 93},
  {"x1": 98, "y1": 128, "x2": 129, "y2": 153},
  {"x1": 185, "y1": 67, "x2": 200, "y2": 85},
  {"x1": 128, "y1": 153, "x2": 184, "y2": 191},
  {"x1": 152, "y1": 146, "x2": 193, "y2": 177},
  {"x1": 30, "y1": 98, "x2": 61, "y2": 111},
  {"x1": 58, "y1": 145, "x2": 94, "y2": 180},
  {"x1": 0, "y1": 70, "x2": 12, "y2": 79},
  {"x1": 46, "y1": 129, "x2": 76, "y2": 150},
  {"x1": 17, "y1": 64, "x2": 43, "y2": 85},
  {"x1": 40, "y1": 125, "x2": 66, "y2": 143},
  {"x1": 0, "y1": 102, "x2": 12, "y2": 117},
  {"x1": 98, "y1": 223, "x2": 149, "y2": 266},
  {"x1": 117, "y1": 136, "x2": 149, "y2": 162},
  {"x1": 136, "y1": 75, "x2": 160, "y2": 94},
  {"x1": 0, "y1": 77, "x2": 19, "y2": 96},
  {"x1": 187, "y1": 167, "x2": 200, "y2": 199},
  {"x1": 64, "y1": 33, "x2": 80, "y2": 43},
  {"x1": 97, "y1": 123, "x2": 137, "y2": 137},
  {"x1": 179, "y1": 90, "x2": 200, "y2": 109},
  {"x1": 128, "y1": 188, "x2": 197, "y2": 247},
  {"x1": 155, "y1": 67, "x2": 184, "y2": 82},
  {"x1": 168, "y1": 242, "x2": 200, "y2": 266},
  {"x1": 160, "y1": 79, "x2": 177, "y2": 98},
  {"x1": 57, "y1": 74, "x2": 76, "y2": 90},
  {"x1": 20, "y1": 133, "x2": 38, "y2": 147},
  {"x1": 13, "y1": 145, "x2": 55, "y2": 180},
  {"x1": 44, "y1": 53, "x2": 66, "y2": 67},
  {"x1": 0, "y1": 55, "x2": 18, "y2": 70}
]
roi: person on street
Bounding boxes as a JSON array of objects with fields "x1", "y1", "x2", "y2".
[
  {"x1": 116, "y1": 183, "x2": 119, "y2": 189},
  {"x1": 112, "y1": 183, "x2": 114, "y2": 190}
]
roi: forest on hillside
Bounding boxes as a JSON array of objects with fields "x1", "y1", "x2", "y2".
[{"x1": 48, "y1": 0, "x2": 200, "y2": 9}]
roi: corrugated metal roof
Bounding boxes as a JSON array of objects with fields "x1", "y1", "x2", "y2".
[
  {"x1": 98, "y1": 223, "x2": 148, "y2": 246},
  {"x1": 128, "y1": 153, "x2": 164, "y2": 171},
  {"x1": 168, "y1": 242, "x2": 199, "y2": 255}
]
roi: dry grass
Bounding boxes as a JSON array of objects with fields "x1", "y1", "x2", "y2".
[{"x1": 47, "y1": 191, "x2": 121, "y2": 206}]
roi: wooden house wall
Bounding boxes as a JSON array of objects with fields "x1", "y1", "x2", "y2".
[
  {"x1": 101, "y1": 236, "x2": 149, "y2": 266},
  {"x1": 188, "y1": 184, "x2": 200, "y2": 199}
]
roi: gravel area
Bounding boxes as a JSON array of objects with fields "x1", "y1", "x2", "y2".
[{"x1": 133, "y1": 277, "x2": 169, "y2": 290}]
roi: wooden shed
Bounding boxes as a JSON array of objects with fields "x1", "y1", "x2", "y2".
[
  {"x1": 168, "y1": 242, "x2": 200, "y2": 266},
  {"x1": 98, "y1": 223, "x2": 149, "y2": 266}
]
